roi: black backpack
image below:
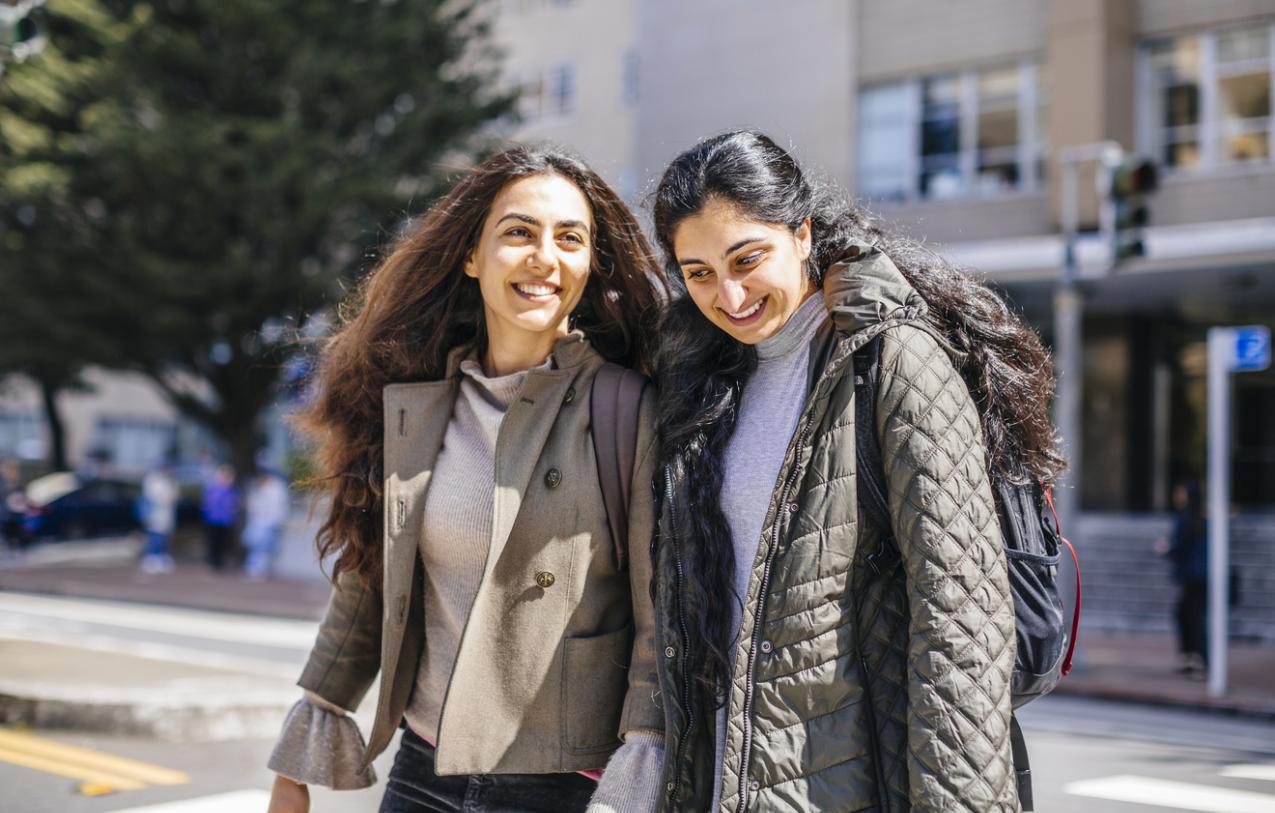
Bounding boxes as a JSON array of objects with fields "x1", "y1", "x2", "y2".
[{"x1": 852, "y1": 335, "x2": 1081, "y2": 812}]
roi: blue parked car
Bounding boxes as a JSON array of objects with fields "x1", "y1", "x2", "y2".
[{"x1": 20, "y1": 474, "x2": 199, "y2": 543}]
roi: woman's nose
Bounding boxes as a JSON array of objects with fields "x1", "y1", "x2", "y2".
[{"x1": 718, "y1": 278, "x2": 747, "y2": 312}]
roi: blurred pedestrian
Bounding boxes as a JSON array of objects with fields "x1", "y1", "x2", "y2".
[
  {"x1": 1163, "y1": 480, "x2": 1209, "y2": 678},
  {"x1": 202, "y1": 464, "x2": 239, "y2": 570},
  {"x1": 140, "y1": 462, "x2": 179, "y2": 574},
  {"x1": 1, "y1": 458, "x2": 25, "y2": 553},
  {"x1": 242, "y1": 467, "x2": 289, "y2": 581}
]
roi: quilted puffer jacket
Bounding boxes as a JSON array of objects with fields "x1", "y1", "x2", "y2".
[{"x1": 653, "y1": 244, "x2": 1019, "y2": 812}]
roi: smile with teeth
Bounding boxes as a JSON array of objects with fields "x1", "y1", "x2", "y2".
[
  {"x1": 513, "y1": 281, "x2": 561, "y2": 300},
  {"x1": 723, "y1": 296, "x2": 767, "y2": 323}
]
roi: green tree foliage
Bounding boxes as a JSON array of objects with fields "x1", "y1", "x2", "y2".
[{"x1": 1, "y1": 0, "x2": 513, "y2": 474}]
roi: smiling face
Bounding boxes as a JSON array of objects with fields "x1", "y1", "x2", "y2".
[
  {"x1": 672, "y1": 197, "x2": 815, "y2": 344},
  {"x1": 465, "y1": 173, "x2": 594, "y2": 365}
]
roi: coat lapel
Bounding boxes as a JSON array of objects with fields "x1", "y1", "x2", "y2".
[
  {"x1": 485, "y1": 366, "x2": 576, "y2": 572},
  {"x1": 381, "y1": 377, "x2": 458, "y2": 663}
]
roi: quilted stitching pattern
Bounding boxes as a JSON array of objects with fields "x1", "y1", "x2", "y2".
[
  {"x1": 715, "y1": 323, "x2": 1017, "y2": 813},
  {"x1": 878, "y1": 325, "x2": 1017, "y2": 812}
]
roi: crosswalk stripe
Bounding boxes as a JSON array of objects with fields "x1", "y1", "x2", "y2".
[
  {"x1": 1065, "y1": 775, "x2": 1275, "y2": 813},
  {"x1": 1223, "y1": 765, "x2": 1275, "y2": 783},
  {"x1": 0, "y1": 730, "x2": 188, "y2": 790},
  {"x1": 0, "y1": 592, "x2": 315, "y2": 648},
  {"x1": 0, "y1": 744, "x2": 147, "y2": 791},
  {"x1": 100, "y1": 790, "x2": 271, "y2": 812}
]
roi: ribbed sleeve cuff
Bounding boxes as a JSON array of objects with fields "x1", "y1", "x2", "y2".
[
  {"x1": 267, "y1": 697, "x2": 377, "y2": 790},
  {"x1": 585, "y1": 730, "x2": 666, "y2": 813}
]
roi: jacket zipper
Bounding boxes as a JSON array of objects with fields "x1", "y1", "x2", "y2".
[
  {"x1": 860, "y1": 653, "x2": 890, "y2": 811},
  {"x1": 735, "y1": 414, "x2": 815, "y2": 813},
  {"x1": 665, "y1": 467, "x2": 694, "y2": 806}
]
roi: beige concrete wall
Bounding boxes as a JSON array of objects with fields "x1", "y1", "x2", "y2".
[
  {"x1": 1137, "y1": 0, "x2": 1275, "y2": 36},
  {"x1": 873, "y1": 193, "x2": 1052, "y2": 243},
  {"x1": 487, "y1": 0, "x2": 640, "y2": 194},
  {"x1": 857, "y1": 0, "x2": 1046, "y2": 82},
  {"x1": 1045, "y1": 0, "x2": 1138, "y2": 227},
  {"x1": 634, "y1": 0, "x2": 857, "y2": 196},
  {"x1": 1149, "y1": 169, "x2": 1275, "y2": 226}
]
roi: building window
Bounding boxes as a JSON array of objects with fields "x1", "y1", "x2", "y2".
[
  {"x1": 623, "y1": 50, "x2": 640, "y2": 107},
  {"x1": 858, "y1": 60, "x2": 1042, "y2": 203},
  {"x1": 857, "y1": 83, "x2": 913, "y2": 202},
  {"x1": 1141, "y1": 24, "x2": 1274, "y2": 171},
  {"x1": 547, "y1": 63, "x2": 575, "y2": 117},
  {"x1": 517, "y1": 72, "x2": 545, "y2": 122}
]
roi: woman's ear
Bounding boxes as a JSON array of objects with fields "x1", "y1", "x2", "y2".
[
  {"x1": 795, "y1": 219, "x2": 813, "y2": 262},
  {"x1": 463, "y1": 249, "x2": 478, "y2": 279}
]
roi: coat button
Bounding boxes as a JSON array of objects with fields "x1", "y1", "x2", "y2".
[
  {"x1": 563, "y1": 387, "x2": 576, "y2": 404},
  {"x1": 787, "y1": 502, "x2": 799, "y2": 513},
  {"x1": 760, "y1": 640, "x2": 773, "y2": 654},
  {"x1": 665, "y1": 645, "x2": 676, "y2": 658},
  {"x1": 545, "y1": 468, "x2": 562, "y2": 489},
  {"x1": 535, "y1": 571, "x2": 555, "y2": 588},
  {"x1": 749, "y1": 779, "x2": 761, "y2": 792}
]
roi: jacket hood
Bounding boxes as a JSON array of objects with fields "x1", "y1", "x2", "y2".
[{"x1": 821, "y1": 243, "x2": 927, "y2": 337}]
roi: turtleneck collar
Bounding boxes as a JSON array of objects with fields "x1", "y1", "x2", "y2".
[
  {"x1": 457, "y1": 354, "x2": 553, "y2": 411},
  {"x1": 755, "y1": 292, "x2": 827, "y2": 363}
]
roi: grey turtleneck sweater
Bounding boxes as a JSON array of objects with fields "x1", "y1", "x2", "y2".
[{"x1": 712, "y1": 292, "x2": 829, "y2": 810}]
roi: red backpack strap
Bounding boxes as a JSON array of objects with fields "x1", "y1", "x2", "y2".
[
  {"x1": 1044, "y1": 485, "x2": 1082, "y2": 676},
  {"x1": 591, "y1": 363, "x2": 647, "y2": 570}
]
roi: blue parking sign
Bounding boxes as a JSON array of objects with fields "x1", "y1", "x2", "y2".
[{"x1": 1233, "y1": 326, "x2": 1271, "y2": 372}]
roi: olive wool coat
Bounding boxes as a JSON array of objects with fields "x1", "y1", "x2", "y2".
[
  {"x1": 654, "y1": 247, "x2": 1020, "y2": 812},
  {"x1": 296, "y1": 333, "x2": 663, "y2": 776}
]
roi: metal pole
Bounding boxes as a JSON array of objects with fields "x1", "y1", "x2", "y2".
[
  {"x1": 1053, "y1": 141, "x2": 1122, "y2": 534},
  {"x1": 1206, "y1": 328, "x2": 1231, "y2": 698}
]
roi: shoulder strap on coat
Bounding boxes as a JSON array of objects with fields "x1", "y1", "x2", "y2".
[
  {"x1": 853, "y1": 335, "x2": 895, "y2": 573},
  {"x1": 591, "y1": 362, "x2": 647, "y2": 570}
]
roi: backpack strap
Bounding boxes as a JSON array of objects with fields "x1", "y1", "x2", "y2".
[
  {"x1": 853, "y1": 335, "x2": 897, "y2": 574},
  {"x1": 1011, "y1": 713, "x2": 1034, "y2": 811},
  {"x1": 591, "y1": 362, "x2": 647, "y2": 571}
]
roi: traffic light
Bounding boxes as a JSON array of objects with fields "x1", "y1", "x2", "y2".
[
  {"x1": 0, "y1": 1, "x2": 45, "y2": 66},
  {"x1": 1109, "y1": 157, "x2": 1158, "y2": 263}
]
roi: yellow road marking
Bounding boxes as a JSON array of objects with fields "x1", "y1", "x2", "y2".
[
  {"x1": 0, "y1": 730, "x2": 189, "y2": 789},
  {"x1": 0, "y1": 744, "x2": 145, "y2": 790}
]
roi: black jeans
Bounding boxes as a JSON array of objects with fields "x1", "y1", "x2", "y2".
[
  {"x1": 379, "y1": 727, "x2": 596, "y2": 813},
  {"x1": 1177, "y1": 578, "x2": 1208, "y2": 663}
]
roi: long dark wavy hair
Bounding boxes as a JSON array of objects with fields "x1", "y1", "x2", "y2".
[
  {"x1": 651, "y1": 130, "x2": 1065, "y2": 699},
  {"x1": 301, "y1": 144, "x2": 666, "y2": 587}
]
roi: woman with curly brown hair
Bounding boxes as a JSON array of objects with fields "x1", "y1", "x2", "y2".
[{"x1": 266, "y1": 145, "x2": 669, "y2": 813}]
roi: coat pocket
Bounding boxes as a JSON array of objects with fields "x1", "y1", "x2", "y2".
[{"x1": 561, "y1": 623, "x2": 634, "y2": 754}]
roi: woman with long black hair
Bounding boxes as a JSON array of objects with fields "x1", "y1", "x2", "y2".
[{"x1": 648, "y1": 131, "x2": 1064, "y2": 812}]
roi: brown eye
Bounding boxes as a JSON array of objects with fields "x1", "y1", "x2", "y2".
[{"x1": 737, "y1": 251, "x2": 764, "y2": 267}]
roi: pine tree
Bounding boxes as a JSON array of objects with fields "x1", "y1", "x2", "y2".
[{"x1": 1, "y1": 0, "x2": 514, "y2": 474}]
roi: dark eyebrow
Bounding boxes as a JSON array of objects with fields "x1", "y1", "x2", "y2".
[
  {"x1": 557, "y1": 219, "x2": 592, "y2": 236},
  {"x1": 677, "y1": 236, "x2": 768, "y2": 267},
  {"x1": 495, "y1": 213, "x2": 592, "y2": 236},
  {"x1": 495, "y1": 213, "x2": 539, "y2": 228}
]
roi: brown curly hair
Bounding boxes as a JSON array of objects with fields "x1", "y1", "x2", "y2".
[{"x1": 300, "y1": 145, "x2": 666, "y2": 587}]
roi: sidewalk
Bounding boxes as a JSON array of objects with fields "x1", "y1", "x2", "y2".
[
  {"x1": 0, "y1": 537, "x2": 333, "y2": 620},
  {"x1": 1052, "y1": 631, "x2": 1275, "y2": 717}
]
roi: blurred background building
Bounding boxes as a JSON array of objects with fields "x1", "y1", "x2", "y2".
[{"x1": 2, "y1": 0, "x2": 1272, "y2": 637}]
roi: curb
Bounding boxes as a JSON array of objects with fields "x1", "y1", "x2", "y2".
[
  {"x1": 1051, "y1": 683, "x2": 1275, "y2": 721},
  {"x1": 0, "y1": 687, "x2": 296, "y2": 742}
]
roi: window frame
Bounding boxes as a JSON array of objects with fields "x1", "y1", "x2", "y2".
[
  {"x1": 857, "y1": 58, "x2": 1044, "y2": 205},
  {"x1": 1138, "y1": 22, "x2": 1275, "y2": 175}
]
